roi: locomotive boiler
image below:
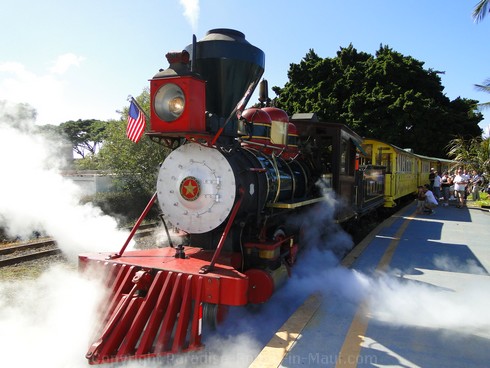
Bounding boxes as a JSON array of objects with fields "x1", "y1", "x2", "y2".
[{"x1": 79, "y1": 29, "x2": 375, "y2": 365}]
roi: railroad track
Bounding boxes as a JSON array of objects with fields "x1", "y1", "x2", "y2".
[
  {"x1": 0, "y1": 239, "x2": 61, "y2": 267},
  {"x1": 0, "y1": 223, "x2": 159, "y2": 268}
]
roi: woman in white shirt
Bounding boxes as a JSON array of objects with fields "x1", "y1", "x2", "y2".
[
  {"x1": 453, "y1": 169, "x2": 467, "y2": 208},
  {"x1": 433, "y1": 171, "x2": 441, "y2": 200}
]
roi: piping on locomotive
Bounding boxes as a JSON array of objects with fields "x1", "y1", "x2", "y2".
[{"x1": 79, "y1": 29, "x2": 386, "y2": 365}]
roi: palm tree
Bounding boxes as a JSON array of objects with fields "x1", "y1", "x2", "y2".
[
  {"x1": 447, "y1": 136, "x2": 477, "y2": 168},
  {"x1": 447, "y1": 136, "x2": 490, "y2": 175},
  {"x1": 476, "y1": 137, "x2": 490, "y2": 174},
  {"x1": 475, "y1": 79, "x2": 490, "y2": 110},
  {"x1": 473, "y1": 0, "x2": 490, "y2": 22},
  {"x1": 473, "y1": 2, "x2": 490, "y2": 107}
]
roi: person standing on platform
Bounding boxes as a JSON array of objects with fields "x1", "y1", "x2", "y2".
[
  {"x1": 429, "y1": 168, "x2": 435, "y2": 190},
  {"x1": 453, "y1": 168, "x2": 468, "y2": 208},
  {"x1": 470, "y1": 170, "x2": 482, "y2": 201},
  {"x1": 440, "y1": 171, "x2": 452, "y2": 206},
  {"x1": 433, "y1": 171, "x2": 441, "y2": 200},
  {"x1": 463, "y1": 169, "x2": 471, "y2": 201}
]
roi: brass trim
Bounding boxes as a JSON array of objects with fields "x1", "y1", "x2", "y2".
[{"x1": 266, "y1": 196, "x2": 326, "y2": 209}]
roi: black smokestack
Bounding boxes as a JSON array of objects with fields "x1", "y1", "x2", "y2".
[{"x1": 186, "y1": 29, "x2": 265, "y2": 135}]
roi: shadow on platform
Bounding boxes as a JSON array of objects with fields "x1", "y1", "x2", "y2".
[
  {"x1": 389, "y1": 215, "x2": 488, "y2": 275},
  {"x1": 361, "y1": 322, "x2": 490, "y2": 368}
]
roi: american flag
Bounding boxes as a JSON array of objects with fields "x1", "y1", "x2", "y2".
[{"x1": 126, "y1": 100, "x2": 146, "y2": 143}]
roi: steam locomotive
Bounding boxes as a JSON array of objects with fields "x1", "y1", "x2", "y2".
[{"x1": 79, "y1": 29, "x2": 386, "y2": 365}]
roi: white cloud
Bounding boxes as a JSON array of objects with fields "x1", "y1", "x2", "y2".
[
  {"x1": 49, "y1": 53, "x2": 85, "y2": 75},
  {"x1": 0, "y1": 61, "x2": 65, "y2": 124},
  {"x1": 0, "y1": 53, "x2": 113, "y2": 125},
  {"x1": 0, "y1": 61, "x2": 28, "y2": 74}
]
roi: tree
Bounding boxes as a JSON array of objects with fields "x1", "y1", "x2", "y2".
[
  {"x1": 475, "y1": 79, "x2": 490, "y2": 110},
  {"x1": 473, "y1": 2, "x2": 490, "y2": 109},
  {"x1": 58, "y1": 119, "x2": 108, "y2": 158},
  {"x1": 447, "y1": 135, "x2": 490, "y2": 174},
  {"x1": 273, "y1": 45, "x2": 483, "y2": 157},
  {"x1": 473, "y1": 0, "x2": 490, "y2": 22},
  {"x1": 97, "y1": 89, "x2": 168, "y2": 195}
]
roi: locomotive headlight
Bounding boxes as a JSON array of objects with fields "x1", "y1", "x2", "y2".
[
  {"x1": 169, "y1": 96, "x2": 185, "y2": 115},
  {"x1": 154, "y1": 83, "x2": 186, "y2": 122}
]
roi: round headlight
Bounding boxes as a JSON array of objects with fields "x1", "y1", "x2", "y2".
[
  {"x1": 169, "y1": 96, "x2": 185, "y2": 115},
  {"x1": 154, "y1": 83, "x2": 185, "y2": 121}
]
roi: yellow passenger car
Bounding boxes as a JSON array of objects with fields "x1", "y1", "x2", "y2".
[
  {"x1": 414, "y1": 153, "x2": 457, "y2": 187},
  {"x1": 361, "y1": 138, "x2": 418, "y2": 207}
]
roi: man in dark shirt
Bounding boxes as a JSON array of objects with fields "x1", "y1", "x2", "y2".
[{"x1": 429, "y1": 168, "x2": 435, "y2": 190}]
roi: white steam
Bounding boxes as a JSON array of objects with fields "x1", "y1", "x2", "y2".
[
  {"x1": 367, "y1": 269, "x2": 490, "y2": 338},
  {"x1": 0, "y1": 101, "x2": 136, "y2": 368},
  {"x1": 433, "y1": 254, "x2": 486, "y2": 275},
  {"x1": 0, "y1": 102, "x2": 130, "y2": 260},
  {"x1": 179, "y1": 0, "x2": 199, "y2": 31},
  {"x1": 0, "y1": 266, "x2": 106, "y2": 368},
  {"x1": 123, "y1": 334, "x2": 261, "y2": 368}
]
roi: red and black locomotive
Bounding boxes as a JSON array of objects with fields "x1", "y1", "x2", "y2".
[{"x1": 79, "y1": 29, "x2": 385, "y2": 365}]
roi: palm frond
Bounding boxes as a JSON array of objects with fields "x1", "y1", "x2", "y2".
[
  {"x1": 475, "y1": 79, "x2": 490, "y2": 93},
  {"x1": 477, "y1": 101, "x2": 490, "y2": 110},
  {"x1": 475, "y1": 84, "x2": 490, "y2": 92},
  {"x1": 473, "y1": 0, "x2": 490, "y2": 23},
  {"x1": 474, "y1": 78, "x2": 490, "y2": 109}
]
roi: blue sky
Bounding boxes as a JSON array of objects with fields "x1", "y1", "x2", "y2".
[{"x1": 1, "y1": 0, "x2": 489, "y2": 133}]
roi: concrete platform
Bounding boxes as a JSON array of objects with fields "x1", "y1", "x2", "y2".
[{"x1": 250, "y1": 202, "x2": 490, "y2": 367}]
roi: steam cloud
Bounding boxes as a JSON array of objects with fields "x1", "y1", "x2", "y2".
[
  {"x1": 0, "y1": 101, "x2": 132, "y2": 368},
  {"x1": 0, "y1": 101, "x2": 129, "y2": 260},
  {"x1": 179, "y1": 0, "x2": 200, "y2": 31},
  {"x1": 366, "y1": 269, "x2": 490, "y2": 338},
  {"x1": 0, "y1": 266, "x2": 105, "y2": 367}
]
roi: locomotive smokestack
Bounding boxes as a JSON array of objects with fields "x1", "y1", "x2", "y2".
[{"x1": 185, "y1": 29, "x2": 265, "y2": 136}]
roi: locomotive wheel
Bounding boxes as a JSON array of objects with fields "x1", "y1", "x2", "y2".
[{"x1": 202, "y1": 303, "x2": 229, "y2": 330}]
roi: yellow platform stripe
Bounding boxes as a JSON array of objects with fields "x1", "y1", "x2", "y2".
[
  {"x1": 335, "y1": 209, "x2": 417, "y2": 367},
  {"x1": 249, "y1": 204, "x2": 417, "y2": 368},
  {"x1": 248, "y1": 293, "x2": 322, "y2": 368}
]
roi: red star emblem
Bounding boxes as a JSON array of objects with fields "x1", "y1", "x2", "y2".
[{"x1": 179, "y1": 176, "x2": 200, "y2": 201}]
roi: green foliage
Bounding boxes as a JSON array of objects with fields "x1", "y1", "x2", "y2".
[
  {"x1": 273, "y1": 45, "x2": 483, "y2": 158},
  {"x1": 97, "y1": 89, "x2": 168, "y2": 196},
  {"x1": 74, "y1": 155, "x2": 106, "y2": 170},
  {"x1": 81, "y1": 192, "x2": 160, "y2": 225},
  {"x1": 474, "y1": 192, "x2": 490, "y2": 208},
  {"x1": 447, "y1": 135, "x2": 490, "y2": 175},
  {"x1": 59, "y1": 119, "x2": 108, "y2": 158},
  {"x1": 475, "y1": 78, "x2": 490, "y2": 110},
  {"x1": 40, "y1": 118, "x2": 109, "y2": 159},
  {"x1": 473, "y1": 0, "x2": 490, "y2": 22},
  {"x1": 473, "y1": 3, "x2": 490, "y2": 110}
]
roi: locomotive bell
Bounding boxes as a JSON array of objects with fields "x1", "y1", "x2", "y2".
[{"x1": 185, "y1": 29, "x2": 265, "y2": 137}]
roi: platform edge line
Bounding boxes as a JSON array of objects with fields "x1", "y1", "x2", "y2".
[{"x1": 248, "y1": 293, "x2": 322, "y2": 368}]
